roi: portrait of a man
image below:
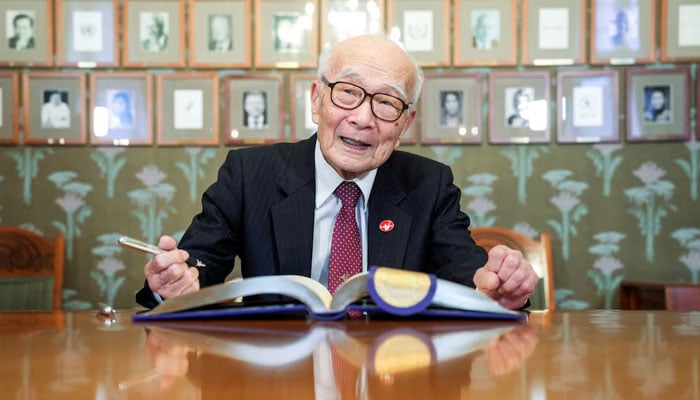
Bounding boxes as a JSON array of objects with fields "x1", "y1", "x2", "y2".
[
  {"x1": 107, "y1": 90, "x2": 134, "y2": 129},
  {"x1": 140, "y1": 12, "x2": 169, "y2": 52},
  {"x1": 242, "y1": 91, "x2": 267, "y2": 129},
  {"x1": 505, "y1": 87, "x2": 534, "y2": 128},
  {"x1": 643, "y1": 85, "x2": 672, "y2": 124},
  {"x1": 208, "y1": 14, "x2": 232, "y2": 52},
  {"x1": 439, "y1": 90, "x2": 464, "y2": 128},
  {"x1": 470, "y1": 10, "x2": 499, "y2": 50},
  {"x1": 7, "y1": 11, "x2": 36, "y2": 50},
  {"x1": 41, "y1": 90, "x2": 70, "y2": 129},
  {"x1": 273, "y1": 13, "x2": 303, "y2": 53}
]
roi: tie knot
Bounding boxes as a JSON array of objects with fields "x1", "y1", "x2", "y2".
[{"x1": 335, "y1": 181, "x2": 361, "y2": 207}]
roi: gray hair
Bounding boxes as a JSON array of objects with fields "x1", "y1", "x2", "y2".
[{"x1": 317, "y1": 34, "x2": 424, "y2": 106}]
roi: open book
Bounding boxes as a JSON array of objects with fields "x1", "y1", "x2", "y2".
[{"x1": 132, "y1": 266, "x2": 526, "y2": 321}]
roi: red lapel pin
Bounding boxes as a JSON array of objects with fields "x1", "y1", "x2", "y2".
[{"x1": 379, "y1": 220, "x2": 394, "y2": 232}]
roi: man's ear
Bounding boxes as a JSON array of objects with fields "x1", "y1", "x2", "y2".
[
  {"x1": 396, "y1": 107, "x2": 417, "y2": 147},
  {"x1": 310, "y1": 80, "x2": 321, "y2": 125}
]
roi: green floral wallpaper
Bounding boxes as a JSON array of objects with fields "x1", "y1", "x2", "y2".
[{"x1": 0, "y1": 138, "x2": 698, "y2": 309}]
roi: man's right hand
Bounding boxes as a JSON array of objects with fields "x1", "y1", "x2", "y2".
[{"x1": 145, "y1": 235, "x2": 200, "y2": 299}]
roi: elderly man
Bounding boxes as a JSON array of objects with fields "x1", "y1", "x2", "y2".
[{"x1": 136, "y1": 34, "x2": 537, "y2": 311}]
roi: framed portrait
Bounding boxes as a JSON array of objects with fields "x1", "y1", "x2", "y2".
[
  {"x1": 0, "y1": 71, "x2": 19, "y2": 145},
  {"x1": 420, "y1": 73, "x2": 483, "y2": 144},
  {"x1": 223, "y1": 74, "x2": 284, "y2": 145},
  {"x1": 387, "y1": 0, "x2": 450, "y2": 67},
  {"x1": 488, "y1": 71, "x2": 551, "y2": 144},
  {"x1": 156, "y1": 73, "x2": 219, "y2": 146},
  {"x1": 590, "y1": 0, "x2": 655, "y2": 65},
  {"x1": 289, "y1": 73, "x2": 318, "y2": 142},
  {"x1": 122, "y1": 0, "x2": 185, "y2": 68},
  {"x1": 255, "y1": 0, "x2": 318, "y2": 68},
  {"x1": 320, "y1": 0, "x2": 385, "y2": 47},
  {"x1": 626, "y1": 68, "x2": 690, "y2": 142},
  {"x1": 55, "y1": 0, "x2": 119, "y2": 67},
  {"x1": 453, "y1": 0, "x2": 517, "y2": 66},
  {"x1": 661, "y1": 0, "x2": 700, "y2": 62},
  {"x1": 189, "y1": 0, "x2": 251, "y2": 68},
  {"x1": 521, "y1": 0, "x2": 586, "y2": 65},
  {"x1": 90, "y1": 72, "x2": 153, "y2": 146},
  {"x1": 22, "y1": 72, "x2": 87, "y2": 145},
  {"x1": 0, "y1": 0, "x2": 53, "y2": 66},
  {"x1": 556, "y1": 70, "x2": 620, "y2": 144}
]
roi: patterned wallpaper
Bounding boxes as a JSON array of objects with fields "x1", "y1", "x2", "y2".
[{"x1": 0, "y1": 0, "x2": 699, "y2": 309}]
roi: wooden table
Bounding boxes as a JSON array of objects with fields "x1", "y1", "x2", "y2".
[{"x1": 1, "y1": 310, "x2": 698, "y2": 399}]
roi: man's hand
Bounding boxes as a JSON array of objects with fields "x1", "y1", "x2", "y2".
[
  {"x1": 473, "y1": 245, "x2": 538, "y2": 310},
  {"x1": 145, "y1": 235, "x2": 200, "y2": 299}
]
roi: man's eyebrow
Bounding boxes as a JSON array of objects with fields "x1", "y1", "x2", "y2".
[{"x1": 336, "y1": 69, "x2": 409, "y2": 101}]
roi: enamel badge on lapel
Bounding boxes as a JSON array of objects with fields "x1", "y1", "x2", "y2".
[{"x1": 379, "y1": 220, "x2": 394, "y2": 232}]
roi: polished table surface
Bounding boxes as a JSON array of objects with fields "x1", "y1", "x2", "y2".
[{"x1": 1, "y1": 310, "x2": 699, "y2": 399}]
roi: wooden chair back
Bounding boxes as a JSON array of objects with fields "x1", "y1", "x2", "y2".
[
  {"x1": 664, "y1": 285, "x2": 700, "y2": 311},
  {"x1": 0, "y1": 227, "x2": 64, "y2": 310},
  {"x1": 470, "y1": 226, "x2": 555, "y2": 310}
]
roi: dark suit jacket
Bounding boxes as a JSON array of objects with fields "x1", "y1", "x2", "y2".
[
  {"x1": 9, "y1": 36, "x2": 35, "y2": 50},
  {"x1": 136, "y1": 135, "x2": 486, "y2": 307}
]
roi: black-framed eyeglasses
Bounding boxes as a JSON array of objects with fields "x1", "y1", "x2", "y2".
[{"x1": 321, "y1": 77, "x2": 410, "y2": 122}]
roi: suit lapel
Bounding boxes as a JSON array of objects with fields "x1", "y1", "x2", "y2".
[
  {"x1": 270, "y1": 137, "x2": 316, "y2": 277},
  {"x1": 367, "y1": 161, "x2": 412, "y2": 268}
]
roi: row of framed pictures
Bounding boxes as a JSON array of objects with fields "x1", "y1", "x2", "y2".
[
  {"x1": 0, "y1": 67, "x2": 696, "y2": 146},
  {"x1": 1, "y1": 0, "x2": 699, "y2": 69}
]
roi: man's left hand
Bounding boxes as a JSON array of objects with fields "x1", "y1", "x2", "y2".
[{"x1": 473, "y1": 245, "x2": 539, "y2": 310}]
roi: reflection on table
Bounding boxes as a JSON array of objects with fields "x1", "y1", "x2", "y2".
[{"x1": 0, "y1": 310, "x2": 698, "y2": 399}]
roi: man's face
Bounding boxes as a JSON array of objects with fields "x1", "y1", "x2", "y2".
[
  {"x1": 650, "y1": 91, "x2": 666, "y2": 110},
  {"x1": 14, "y1": 16, "x2": 33, "y2": 40},
  {"x1": 444, "y1": 93, "x2": 460, "y2": 115},
  {"x1": 310, "y1": 36, "x2": 417, "y2": 180},
  {"x1": 50, "y1": 93, "x2": 61, "y2": 105},
  {"x1": 244, "y1": 93, "x2": 265, "y2": 117},
  {"x1": 210, "y1": 16, "x2": 230, "y2": 42}
]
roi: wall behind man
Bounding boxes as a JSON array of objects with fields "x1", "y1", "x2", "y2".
[{"x1": 0, "y1": 1, "x2": 698, "y2": 309}]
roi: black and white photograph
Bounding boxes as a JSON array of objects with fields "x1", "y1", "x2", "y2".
[
  {"x1": 41, "y1": 90, "x2": 71, "y2": 129},
  {"x1": 273, "y1": 13, "x2": 303, "y2": 53},
  {"x1": 6, "y1": 10, "x2": 36, "y2": 50},
  {"x1": 242, "y1": 90, "x2": 268, "y2": 129},
  {"x1": 596, "y1": 5, "x2": 640, "y2": 53},
  {"x1": 591, "y1": 0, "x2": 655, "y2": 64},
  {"x1": 504, "y1": 87, "x2": 534, "y2": 128},
  {"x1": 642, "y1": 85, "x2": 672, "y2": 124},
  {"x1": 438, "y1": 90, "x2": 464, "y2": 128},
  {"x1": 470, "y1": 9, "x2": 499, "y2": 50},
  {"x1": 72, "y1": 10, "x2": 103, "y2": 52},
  {"x1": 55, "y1": 0, "x2": 118, "y2": 67},
  {"x1": 626, "y1": 67, "x2": 689, "y2": 142},
  {"x1": 140, "y1": 11, "x2": 169, "y2": 51},
  {"x1": 208, "y1": 13, "x2": 232, "y2": 52}
]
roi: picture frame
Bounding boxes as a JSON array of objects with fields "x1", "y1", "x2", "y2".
[
  {"x1": 255, "y1": 0, "x2": 318, "y2": 68},
  {"x1": 223, "y1": 74, "x2": 285, "y2": 145},
  {"x1": 90, "y1": 72, "x2": 153, "y2": 146},
  {"x1": 188, "y1": 0, "x2": 251, "y2": 68},
  {"x1": 420, "y1": 73, "x2": 483, "y2": 145},
  {"x1": 387, "y1": 0, "x2": 450, "y2": 67},
  {"x1": 453, "y1": 0, "x2": 517, "y2": 67},
  {"x1": 156, "y1": 73, "x2": 220, "y2": 146},
  {"x1": 556, "y1": 70, "x2": 620, "y2": 144},
  {"x1": 626, "y1": 68, "x2": 690, "y2": 142},
  {"x1": 55, "y1": 0, "x2": 119, "y2": 67},
  {"x1": 0, "y1": 0, "x2": 53, "y2": 66},
  {"x1": 320, "y1": 0, "x2": 385, "y2": 47},
  {"x1": 590, "y1": 0, "x2": 656, "y2": 65},
  {"x1": 661, "y1": 0, "x2": 700, "y2": 62},
  {"x1": 122, "y1": 0, "x2": 185, "y2": 68},
  {"x1": 488, "y1": 71, "x2": 551, "y2": 144},
  {"x1": 521, "y1": 0, "x2": 586, "y2": 66},
  {"x1": 22, "y1": 72, "x2": 87, "y2": 145},
  {"x1": 289, "y1": 73, "x2": 318, "y2": 142},
  {"x1": 0, "y1": 71, "x2": 19, "y2": 145}
]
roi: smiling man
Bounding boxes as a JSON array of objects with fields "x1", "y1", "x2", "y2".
[{"x1": 136, "y1": 34, "x2": 537, "y2": 311}]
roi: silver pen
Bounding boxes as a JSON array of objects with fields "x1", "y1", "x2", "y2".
[{"x1": 118, "y1": 236, "x2": 206, "y2": 267}]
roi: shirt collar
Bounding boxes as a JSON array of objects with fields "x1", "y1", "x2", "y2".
[{"x1": 314, "y1": 140, "x2": 376, "y2": 209}]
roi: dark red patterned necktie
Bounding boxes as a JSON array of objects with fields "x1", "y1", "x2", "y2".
[{"x1": 328, "y1": 181, "x2": 362, "y2": 295}]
